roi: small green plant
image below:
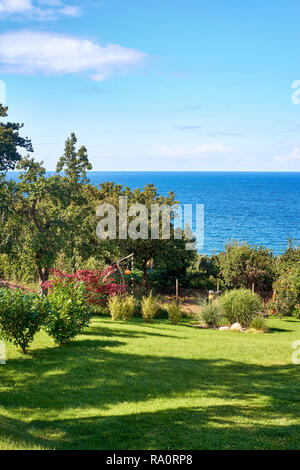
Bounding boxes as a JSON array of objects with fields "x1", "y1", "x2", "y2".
[
  {"x1": 219, "y1": 289, "x2": 263, "y2": 328},
  {"x1": 121, "y1": 296, "x2": 134, "y2": 321},
  {"x1": 108, "y1": 295, "x2": 123, "y2": 320},
  {"x1": 249, "y1": 315, "x2": 268, "y2": 332},
  {"x1": 141, "y1": 291, "x2": 158, "y2": 323},
  {"x1": 45, "y1": 280, "x2": 90, "y2": 345},
  {"x1": 198, "y1": 299, "x2": 222, "y2": 327},
  {"x1": 0, "y1": 288, "x2": 47, "y2": 353},
  {"x1": 166, "y1": 301, "x2": 182, "y2": 324}
]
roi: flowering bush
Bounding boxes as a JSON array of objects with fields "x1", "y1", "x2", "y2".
[{"x1": 42, "y1": 267, "x2": 126, "y2": 305}]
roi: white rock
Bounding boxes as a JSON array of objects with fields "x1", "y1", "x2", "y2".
[
  {"x1": 219, "y1": 326, "x2": 230, "y2": 331},
  {"x1": 230, "y1": 322, "x2": 243, "y2": 332}
]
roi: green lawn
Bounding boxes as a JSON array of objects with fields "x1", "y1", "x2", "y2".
[{"x1": 0, "y1": 316, "x2": 300, "y2": 450}]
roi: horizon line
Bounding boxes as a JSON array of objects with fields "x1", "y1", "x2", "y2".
[{"x1": 6, "y1": 169, "x2": 300, "y2": 173}]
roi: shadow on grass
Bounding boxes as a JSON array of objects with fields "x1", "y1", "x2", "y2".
[
  {"x1": 267, "y1": 327, "x2": 293, "y2": 333},
  {"x1": 83, "y1": 323, "x2": 183, "y2": 340},
  {"x1": 0, "y1": 328, "x2": 300, "y2": 449},
  {"x1": 1, "y1": 404, "x2": 300, "y2": 450}
]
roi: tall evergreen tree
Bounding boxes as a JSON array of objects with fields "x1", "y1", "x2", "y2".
[{"x1": 0, "y1": 104, "x2": 33, "y2": 172}]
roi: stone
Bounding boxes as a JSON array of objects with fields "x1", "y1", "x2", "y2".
[
  {"x1": 219, "y1": 326, "x2": 230, "y2": 331},
  {"x1": 230, "y1": 322, "x2": 243, "y2": 332}
]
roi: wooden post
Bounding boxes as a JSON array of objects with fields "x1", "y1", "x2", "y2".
[
  {"x1": 252, "y1": 283, "x2": 255, "y2": 294},
  {"x1": 271, "y1": 290, "x2": 276, "y2": 315},
  {"x1": 176, "y1": 279, "x2": 179, "y2": 306},
  {"x1": 114, "y1": 253, "x2": 134, "y2": 288},
  {"x1": 217, "y1": 280, "x2": 220, "y2": 293}
]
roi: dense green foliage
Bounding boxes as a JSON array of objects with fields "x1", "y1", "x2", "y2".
[
  {"x1": 277, "y1": 239, "x2": 300, "y2": 269},
  {"x1": 218, "y1": 241, "x2": 275, "y2": 290},
  {"x1": 97, "y1": 182, "x2": 197, "y2": 285},
  {"x1": 0, "y1": 129, "x2": 103, "y2": 289},
  {"x1": 271, "y1": 240, "x2": 300, "y2": 318},
  {"x1": 219, "y1": 289, "x2": 263, "y2": 327},
  {"x1": 182, "y1": 255, "x2": 221, "y2": 290},
  {"x1": 45, "y1": 280, "x2": 90, "y2": 345},
  {"x1": 0, "y1": 289, "x2": 46, "y2": 353},
  {"x1": 273, "y1": 267, "x2": 300, "y2": 318}
]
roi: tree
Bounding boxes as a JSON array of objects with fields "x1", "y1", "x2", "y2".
[
  {"x1": 218, "y1": 241, "x2": 275, "y2": 290},
  {"x1": 276, "y1": 239, "x2": 300, "y2": 273},
  {"x1": 273, "y1": 266, "x2": 300, "y2": 317},
  {"x1": 56, "y1": 133, "x2": 92, "y2": 184},
  {"x1": 1, "y1": 133, "x2": 197, "y2": 291},
  {"x1": 0, "y1": 104, "x2": 33, "y2": 172},
  {"x1": 0, "y1": 134, "x2": 95, "y2": 293},
  {"x1": 273, "y1": 239, "x2": 300, "y2": 317},
  {"x1": 96, "y1": 182, "x2": 197, "y2": 285}
]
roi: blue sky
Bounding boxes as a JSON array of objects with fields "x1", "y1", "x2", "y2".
[{"x1": 1, "y1": 0, "x2": 300, "y2": 170}]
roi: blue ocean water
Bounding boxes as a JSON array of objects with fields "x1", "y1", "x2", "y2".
[{"x1": 6, "y1": 171, "x2": 300, "y2": 255}]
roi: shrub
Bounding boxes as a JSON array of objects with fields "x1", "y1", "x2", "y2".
[
  {"x1": 218, "y1": 241, "x2": 275, "y2": 290},
  {"x1": 277, "y1": 239, "x2": 300, "y2": 270},
  {"x1": 219, "y1": 289, "x2": 263, "y2": 327},
  {"x1": 42, "y1": 267, "x2": 126, "y2": 305},
  {"x1": 0, "y1": 253, "x2": 38, "y2": 284},
  {"x1": 108, "y1": 295, "x2": 123, "y2": 320},
  {"x1": 166, "y1": 302, "x2": 182, "y2": 324},
  {"x1": 45, "y1": 280, "x2": 90, "y2": 345},
  {"x1": 294, "y1": 305, "x2": 300, "y2": 319},
  {"x1": 0, "y1": 289, "x2": 47, "y2": 353},
  {"x1": 121, "y1": 296, "x2": 134, "y2": 321},
  {"x1": 198, "y1": 300, "x2": 222, "y2": 328},
  {"x1": 273, "y1": 267, "x2": 300, "y2": 317},
  {"x1": 250, "y1": 315, "x2": 268, "y2": 332},
  {"x1": 141, "y1": 291, "x2": 158, "y2": 323}
]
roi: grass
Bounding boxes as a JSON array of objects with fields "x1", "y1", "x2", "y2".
[{"x1": 0, "y1": 316, "x2": 300, "y2": 450}]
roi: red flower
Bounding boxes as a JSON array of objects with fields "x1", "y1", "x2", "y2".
[{"x1": 41, "y1": 267, "x2": 126, "y2": 305}]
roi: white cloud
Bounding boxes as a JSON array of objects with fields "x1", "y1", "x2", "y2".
[
  {"x1": 158, "y1": 143, "x2": 233, "y2": 158},
  {"x1": 0, "y1": 31, "x2": 146, "y2": 81},
  {"x1": 0, "y1": 0, "x2": 81, "y2": 19},
  {"x1": 59, "y1": 5, "x2": 80, "y2": 16},
  {"x1": 0, "y1": 0, "x2": 33, "y2": 14},
  {"x1": 275, "y1": 148, "x2": 300, "y2": 162}
]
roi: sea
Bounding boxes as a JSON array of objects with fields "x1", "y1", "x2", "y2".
[{"x1": 6, "y1": 171, "x2": 300, "y2": 255}]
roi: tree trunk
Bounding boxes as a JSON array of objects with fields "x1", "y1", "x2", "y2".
[
  {"x1": 36, "y1": 264, "x2": 50, "y2": 296},
  {"x1": 142, "y1": 261, "x2": 147, "y2": 287}
]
